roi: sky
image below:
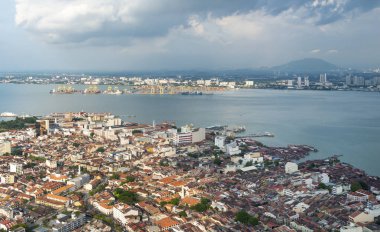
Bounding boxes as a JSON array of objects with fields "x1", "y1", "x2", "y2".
[{"x1": 0, "y1": 0, "x2": 379, "y2": 71}]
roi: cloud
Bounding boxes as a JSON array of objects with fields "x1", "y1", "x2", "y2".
[
  {"x1": 14, "y1": 0, "x2": 380, "y2": 44},
  {"x1": 310, "y1": 49, "x2": 321, "y2": 53},
  {"x1": 327, "y1": 49, "x2": 339, "y2": 54}
]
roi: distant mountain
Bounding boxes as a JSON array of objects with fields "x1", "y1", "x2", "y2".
[{"x1": 271, "y1": 58, "x2": 338, "y2": 73}]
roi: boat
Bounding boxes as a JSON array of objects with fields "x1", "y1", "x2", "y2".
[
  {"x1": 50, "y1": 85, "x2": 76, "y2": 94},
  {"x1": 83, "y1": 85, "x2": 101, "y2": 94},
  {"x1": 104, "y1": 86, "x2": 123, "y2": 95},
  {"x1": 0, "y1": 112, "x2": 18, "y2": 117}
]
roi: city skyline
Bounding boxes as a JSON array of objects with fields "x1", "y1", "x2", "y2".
[{"x1": 0, "y1": 0, "x2": 380, "y2": 71}]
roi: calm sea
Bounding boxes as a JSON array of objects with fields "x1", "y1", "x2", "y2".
[{"x1": 1, "y1": 84, "x2": 379, "y2": 176}]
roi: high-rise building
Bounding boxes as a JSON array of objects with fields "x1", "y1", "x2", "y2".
[
  {"x1": 9, "y1": 163, "x2": 23, "y2": 174},
  {"x1": 285, "y1": 162, "x2": 298, "y2": 174},
  {"x1": 36, "y1": 120, "x2": 50, "y2": 136},
  {"x1": 297, "y1": 77, "x2": 302, "y2": 88},
  {"x1": 352, "y1": 76, "x2": 365, "y2": 86},
  {"x1": 215, "y1": 136, "x2": 226, "y2": 149},
  {"x1": 373, "y1": 77, "x2": 380, "y2": 85},
  {"x1": 0, "y1": 141, "x2": 11, "y2": 155},
  {"x1": 174, "y1": 125, "x2": 205, "y2": 145},
  {"x1": 320, "y1": 73, "x2": 327, "y2": 83},
  {"x1": 346, "y1": 76, "x2": 352, "y2": 86},
  {"x1": 304, "y1": 77, "x2": 309, "y2": 87}
]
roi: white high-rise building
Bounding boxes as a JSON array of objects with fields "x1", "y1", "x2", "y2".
[
  {"x1": 285, "y1": 162, "x2": 298, "y2": 174},
  {"x1": 174, "y1": 125, "x2": 205, "y2": 145},
  {"x1": 297, "y1": 77, "x2": 302, "y2": 88},
  {"x1": 320, "y1": 73, "x2": 327, "y2": 83},
  {"x1": 0, "y1": 141, "x2": 11, "y2": 155},
  {"x1": 215, "y1": 136, "x2": 226, "y2": 149},
  {"x1": 226, "y1": 142, "x2": 241, "y2": 156},
  {"x1": 304, "y1": 77, "x2": 310, "y2": 87},
  {"x1": 9, "y1": 163, "x2": 23, "y2": 174},
  {"x1": 319, "y1": 173, "x2": 330, "y2": 184}
]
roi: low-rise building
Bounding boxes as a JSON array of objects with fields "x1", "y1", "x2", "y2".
[{"x1": 51, "y1": 213, "x2": 85, "y2": 232}]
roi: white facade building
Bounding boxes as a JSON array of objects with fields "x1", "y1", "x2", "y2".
[
  {"x1": 174, "y1": 126, "x2": 205, "y2": 145},
  {"x1": 9, "y1": 163, "x2": 23, "y2": 174},
  {"x1": 67, "y1": 174, "x2": 90, "y2": 189},
  {"x1": 285, "y1": 162, "x2": 298, "y2": 174},
  {"x1": 226, "y1": 142, "x2": 241, "y2": 156},
  {"x1": 0, "y1": 141, "x2": 11, "y2": 155},
  {"x1": 297, "y1": 77, "x2": 302, "y2": 88},
  {"x1": 319, "y1": 173, "x2": 330, "y2": 184},
  {"x1": 245, "y1": 81, "x2": 254, "y2": 87},
  {"x1": 113, "y1": 204, "x2": 139, "y2": 226},
  {"x1": 46, "y1": 159, "x2": 58, "y2": 169},
  {"x1": 214, "y1": 136, "x2": 226, "y2": 149}
]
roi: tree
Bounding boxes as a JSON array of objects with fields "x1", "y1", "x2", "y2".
[
  {"x1": 179, "y1": 210, "x2": 187, "y2": 217},
  {"x1": 351, "y1": 181, "x2": 363, "y2": 192},
  {"x1": 110, "y1": 173, "x2": 120, "y2": 180},
  {"x1": 264, "y1": 159, "x2": 273, "y2": 167},
  {"x1": 73, "y1": 142, "x2": 80, "y2": 148},
  {"x1": 214, "y1": 157, "x2": 222, "y2": 166},
  {"x1": 190, "y1": 198, "x2": 211, "y2": 212},
  {"x1": 159, "y1": 159, "x2": 169, "y2": 166},
  {"x1": 113, "y1": 188, "x2": 139, "y2": 204},
  {"x1": 244, "y1": 161, "x2": 253, "y2": 167},
  {"x1": 168, "y1": 198, "x2": 180, "y2": 206},
  {"x1": 351, "y1": 180, "x2": 369, "y2": 192},
  {"x1": 89, "y1": 184, "x2": 106, "y2": 196},
  {"x1": 235, "y1": 210, "x2": 259, "y2": 226},
  {"x1": 359, "y1": 180, "x2": 370, "y2": 191},
  {"x1": 126, "y1": 176, "x2": 135, "y2": 182},
  {"x1": 96, "y1": 147, "x2": 105, "y2": 153},
  {"x1": 132, "y1": 130, "x2": 143, "y2": 134}
]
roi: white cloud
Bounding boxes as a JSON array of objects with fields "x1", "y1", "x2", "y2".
[
  {"x1": 327, "y1": 49, "x2": 338, "y2": 54},
  {"x1": 310, "y1": 49, "x2": 321, "y2": 53},
  {"x1": 15, "y1": 0, "x2": 159, "y2": 43}
]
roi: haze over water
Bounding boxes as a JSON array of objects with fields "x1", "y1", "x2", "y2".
[{"x1": 1, "y1": 84, "x2": 379, "y2": 176}]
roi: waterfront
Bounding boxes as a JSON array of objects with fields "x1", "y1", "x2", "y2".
[{"x1": 1, "y1": 84, "x2": 379, "y2": 176}]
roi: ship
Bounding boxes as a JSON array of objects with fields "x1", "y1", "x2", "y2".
[
  {"x1": 83, "y1": 85, "x2": 101, "y2": 94},
  {"x1": 50, "y1": 85, "x2": 76, "y2": 94},
  {"x1": 103, "y1": 86, "x2": 123, "y2": 95}
]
